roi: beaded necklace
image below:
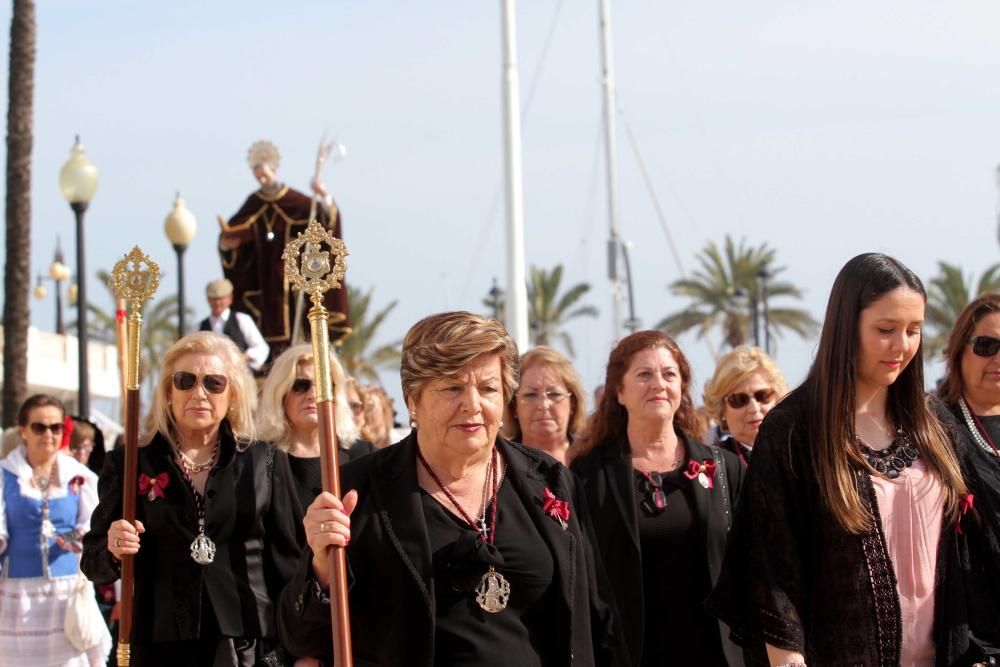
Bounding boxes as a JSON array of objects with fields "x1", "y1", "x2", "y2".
[{"x1": 958, "y1": 397, "x2": 1000, "y2": 458}]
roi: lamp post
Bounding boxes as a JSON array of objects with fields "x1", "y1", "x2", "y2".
[
  {"x1": 488, "y1": 277, "x2": 504, "y2": 321},
  {"x1": 163, "y1": 193, "x2": 197, "y2": 338},
  {"x1": 757, "y1": 266, "x2": 771, "y2": 355},
  {"x1": 32, "y1": 242, "x2": 72, "y2": 334},
  {"x1": 59, "y1": 136, "x2": 99, "y2": 417}
]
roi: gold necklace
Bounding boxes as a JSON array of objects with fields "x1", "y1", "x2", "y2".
[{"x1": 174, "y1": 441, "x2": 219, "y2": 474}]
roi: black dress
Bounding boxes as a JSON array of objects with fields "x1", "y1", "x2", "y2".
[
  {"x1": 422, "y1": 475, "x2": 559, "y2": 666},
  {"x1": 635, "y1": 468, "x2": 726, "y2": 666},
  {"x1": 286, "y1": 440, "x2": 375, "y2": 511}
]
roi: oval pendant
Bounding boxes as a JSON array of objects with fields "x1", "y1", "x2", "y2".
[
  {"x1": 190, "y1": 532, "x2": 216, "y2": 565},
  {"x1": 475, "y1": 566, "x2": 510, "y2": 613},
  {"x1": 266, "y1": 231, "x2": 275, "y2": 241},
  {"x1": 41, "y1": 519, "x2": 55, "y2": 539}
]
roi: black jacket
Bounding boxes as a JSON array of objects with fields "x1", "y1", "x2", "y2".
[
  {"x1": 277, "y1": 433, "x2": 628, "y2": 666},
  {"x1": 571, "y1": 433, "x2": 745, "y2": 667},
  {"x1": 81, "y1": 428, "x2": 303, "y2": 643}
]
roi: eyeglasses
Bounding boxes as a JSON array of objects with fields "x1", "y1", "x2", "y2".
[
  {"x1": 29, "y1": 422, "x2": 64, "y2": 436},
  {"x1": 970, "y1": 335, "x2": 1000, "y2": 358},
  {"x1": 725, "y1": 388, "x2": 777, "y2": 409},
  {"x1": 518, "y1": 390, "x2": 570, "y2": 405},
  {"x1": 290, "y1": 378, "x2": 314, "y2": 395},
  {"x1": 349, "y1": 401, "x2": 364, "y2": 415},
  {"x1": 638, "y1": 471, "x2": 667, "y2": 516},
  {"x1": 172, "y1": 371, "x2": 228, "y2": 395}
]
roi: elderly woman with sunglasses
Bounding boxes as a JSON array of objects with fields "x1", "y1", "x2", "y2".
[
  {"x1": 258, "y1": 343, "x2": 375, "y2": 512},
  {"x1": 703, "y1": 346, "x2": 788, "y2": 468},
  {"x1": 278, "y1": 311, "x2": 626, "y2": 666},
  {"x1": 81, "y1": 332, "x2": 303, "y2": 665},
  {"x1": 502, "y1": 346, "x2": 587, "y2": 465},
  {"x1": 0, "y1": 394, "x2": 112, "y2": 665},
  {"x1": 570, "y1": 331, "x2": 745, "y2": 666}
]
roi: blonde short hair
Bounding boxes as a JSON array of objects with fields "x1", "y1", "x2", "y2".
[
  {"x1": 142, "y1": 332, "x2": 257, "y2": 448},
  {"x1": 257, "y1": 344, "x2": 359, "y2": 451},
  {"x1": 400, "y1": 311, "x2": 519, "y2": 407},
  {"x1": 702, "y1": 345, "x2": 788, "y2": 423},
  {"x1": 503, "y1": 346, "x2": 587, "y2": 442}
]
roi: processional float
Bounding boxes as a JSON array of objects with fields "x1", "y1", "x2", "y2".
[
  {"x1": 109, "y1": 246, "x2": 161, "y2": 666},
  {"x1": 283, "y1": 219, "x2": 353, "y2": 666}
]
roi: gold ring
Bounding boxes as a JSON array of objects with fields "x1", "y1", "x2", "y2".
[
  {"x1": 319, "y1": 522, "x2": 330, "y2": 533},
  {"x1": 114, "y1": 537, "x2": 121, "y2": 548}
]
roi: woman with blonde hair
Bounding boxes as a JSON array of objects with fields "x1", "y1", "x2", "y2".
[
  {"x1": 503, "y1": 346, "x2": 587, "y2": 465},
  {"x1": 703, "y1": 346, "x2": 787, "y2": 467},
  {"x1": 279, "y1": 311, "x2": 626, "y2": 665},
  {"x1": 257, "y1": 343, "x2": 374, "y2": 511},
  {"x1": 360, "y1": 386, "x2": 399, "y2": 448},
  {"x1": 81, "y1": 332, "x2": 302, "y2": 665},
  {"x1": 708, "y1": 254, "x2": 1000, "y2": 665}
]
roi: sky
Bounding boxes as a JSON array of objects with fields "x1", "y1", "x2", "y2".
[{"x1": 2, "y1": 1, "x2": 999, "y2": 415}]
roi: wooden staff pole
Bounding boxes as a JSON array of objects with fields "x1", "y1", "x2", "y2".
[
  {"x1": 110, "y1": 247, "x2": 160, "y2": 667},
  {"x1": 282, "y1": 220, "x2": 351, "y2": 666}
]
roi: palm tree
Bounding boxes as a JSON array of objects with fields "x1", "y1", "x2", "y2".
[
  {"x1": 656, "y1": 236, "x2": 817, "y2": 355},
  {"x1": 2, "y1": 0, "x2": 35, "y2": 426},
  {"x1": 338, "y1": 285, "x2": 401, "y2": 382},
  {"x1": 527, "y1": 264, "x2": 598, "y2": 357},
  {"x1": 925, "y1": 261, "x2": 1000, "y2": 356}
]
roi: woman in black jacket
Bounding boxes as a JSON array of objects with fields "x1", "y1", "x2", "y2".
[
  {"x1": 81, "y1": 332, "x2": 303, "y2": 666},
  {"x1": 278, "y1": 311, "x2": 626, "y2": 666},
  {"x1": 571, "y1": 330, "x2": 744, "y2": 667}
]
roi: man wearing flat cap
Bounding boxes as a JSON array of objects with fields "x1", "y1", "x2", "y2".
[{"x1": 199, "y1": 278, "x2": 270, "y2": 372}]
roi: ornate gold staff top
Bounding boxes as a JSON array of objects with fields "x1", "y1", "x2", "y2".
[
  {"x1": 110, "y1": 246, "x2": 160, "y2": 667},
  {"x1": 282, "y1": 219, "x2": 353, "y2": 667}
]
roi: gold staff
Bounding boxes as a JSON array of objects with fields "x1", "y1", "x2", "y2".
[
  {"x1": 110, "y1": 246, "x2": 161, "y2": 667},
  {"x1": 282, "y1": 220, "x2": 352, "y2": 666}
]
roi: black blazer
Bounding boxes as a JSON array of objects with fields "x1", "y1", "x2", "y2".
[
  {"x1": 571, "y1": 433, "x2": 745, "y2": 667},
  {"x1": 81, "y1": 428, "x2": 303, "y2": 643},
  {"x1": 278, "y1": 433, "x2": 628, "y2": 666}
]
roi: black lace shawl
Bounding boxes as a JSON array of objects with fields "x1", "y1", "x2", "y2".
[{"x1": 706, "y1": 389, "x2": 1000, "y2": 666}]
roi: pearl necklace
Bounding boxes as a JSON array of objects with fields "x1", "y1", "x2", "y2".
[{"x1": 958, "y1": 397, "x2": 1000, "y2": 458}]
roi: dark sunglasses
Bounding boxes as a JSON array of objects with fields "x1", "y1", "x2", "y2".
[
  {"x1": 970, "y1": 336, "x2": 1000, "y2": 358},
  {"x1": 725, "y1": 388, "x2": 776, "y2": 409},
  {"x1": 639, "y1": 471, "x2": 668, "y2": 516},
  {"x1": 172, "y1": 371, "x2": 228, "y2": 395},
  {"x1": 29, "y1": 422, "x2": 64, "y2": 436},
  {"x1": 290, "y1": 378, "x2": 314, "y2": 395}
]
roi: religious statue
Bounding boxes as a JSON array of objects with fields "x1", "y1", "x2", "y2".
[{"x1": 217, "y1": 140, "x2": 349, "y2": 363}]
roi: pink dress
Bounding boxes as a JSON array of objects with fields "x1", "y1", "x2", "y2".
[{"x1": 870, "y1": 458, "x2": 944, "y2": 667}]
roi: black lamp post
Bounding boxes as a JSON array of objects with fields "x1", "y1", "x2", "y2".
[
  {"x1": 757, "y1": 266, "x2": 772, "y2": 355},
  {"x1": 59, "y1": 136, "x2": 99, "y2": 417},
  {"x1": 488, "y1": 277, "x2": 504, "y2": 320},
  {"x1": 164, "y1": 193, "x2": 197, "y2": 339},
  {"x1": 32, "y1": 242, "x2": 72, "y2": 335}
]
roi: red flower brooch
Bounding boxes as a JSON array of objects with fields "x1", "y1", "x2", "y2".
[
  {"x1": 139, "y1": 472, "x2": 169, "y2": 502},
  {"x1": 542, "y1": 487, "x2": 570, "y2": 529},
  {"x1": 684, "y1": 459, "x2": 718, "y2": 489},
  {"x1": 68, "y1": 475, "x2": 85, "y2": 495}
]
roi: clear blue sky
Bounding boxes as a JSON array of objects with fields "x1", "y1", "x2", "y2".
[{"x1": 3, "y1": 1, "x2": 999, "y2": 412}]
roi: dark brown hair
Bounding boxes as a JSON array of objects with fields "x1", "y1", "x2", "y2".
[
  {"x1": 805, "y1": 253, "x2": 967, "y2": 533},
  {"x1": 939, "y1": 293, "x2": 1000, "y2": 406},
  {"x1": 17, "y1": 394, "x2": 65, "y2": 426},
  {"x1": 574, "y1": 331, "x2": 704, "y2": 458}
]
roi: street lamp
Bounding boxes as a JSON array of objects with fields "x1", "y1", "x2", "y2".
[
  {"x1": 757, "y1": 266, "x2": 772, "y2": 355},
  {"x1": 163, "y1": 192, "x2": 197, "y2": 338},
  {"x1": 33, "y1": 242, "x2": 72, "y2": 334},
  {"x1": 59, "y1": 136, "x2": 99, "y2": 417},
  {"x1": 488, "y1": 277, "x2": 504, "y2": 321}
]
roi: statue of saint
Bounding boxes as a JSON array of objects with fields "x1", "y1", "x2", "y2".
[{"x1": 217, "y1": 140, "x2": 349, "y2": 363}]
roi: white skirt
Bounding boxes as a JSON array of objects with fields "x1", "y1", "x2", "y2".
[{"x1": 0, "y1": 575, "x2": 112, "y2": 667}]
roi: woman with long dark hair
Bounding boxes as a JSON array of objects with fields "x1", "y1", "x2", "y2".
[{"x1": 708, "y1": 253, "x2": 1000, "y2": 665}]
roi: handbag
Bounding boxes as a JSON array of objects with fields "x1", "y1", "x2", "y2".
[{"x1": 64, "y1": 572, "x2": 109, "y2": 651}]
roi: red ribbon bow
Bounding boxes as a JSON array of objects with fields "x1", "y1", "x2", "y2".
[
  {"x1": 542, "y1": 487, "x2": 570, "y2": 528},
  {"x1": 60, "y1": 416, "x2": 75, "y2": 449},
  {"x1": 68, "y1": 475, "x2": 85, "y2": 494},
  {"x1": 139, "y1": 472, "x2": 169, "y2": 501},
  {"x1": 957, "y1": 493, "x2": 975, "y2": 535},
  {"x1": 684, "y1": 459, "x2": 718, "y2": 489}
]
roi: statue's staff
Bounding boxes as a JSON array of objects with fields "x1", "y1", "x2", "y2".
[
  {"x1": 283, "y1": 220, "x2": 353, "y2": 665},
  {"x1": 291, "y1": 132, "x2": 346, "y2": 346},
  {"x1": 109, "y1": 247, "x2": 161, "y2": 667}
]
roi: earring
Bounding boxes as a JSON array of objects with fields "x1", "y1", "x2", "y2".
[
  {"x1": 499, "y1": 420, "x2": 504, "y2": 429},
  {"x1": 410, "y1": 413, "x2": 417, "y2": 429}
]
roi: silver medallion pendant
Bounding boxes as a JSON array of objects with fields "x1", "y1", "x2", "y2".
[
  {"x1": 475, "y1": 566, "x2": 510, "y2": 613},
  {"x1": 41, "y1": 519, "x2": 56, "y2": 539},
  {"x1": 190, "y1": 527, "x2": 216, "y2": 565}
]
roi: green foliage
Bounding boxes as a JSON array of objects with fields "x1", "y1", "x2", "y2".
[
  {"x1": 338, "y1": 285, "x2": 401, "y2": 382},
  {"x1": 527, "y1": 265, "x2": 598, "y2": 358},
  {"x1": 925, "y1": 261, "x2": 1000, "y2": 356},
  {"x1": 656, "y1": 236, "x2": 817, "y2": 355}
]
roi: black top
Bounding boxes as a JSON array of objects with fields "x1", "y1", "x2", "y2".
[
  {"x1": 707, "y1": 389, "x2": 1000, "y2": 666},
  {"x1": 286, "y1": 440, "x2": 376, "y2": 511},
  {"x1": 718, "y1": 435, "x2": 752, "y2": 468},
  {"x1": 635, "y1": 468, "x2": 726, "y2": 667},
  {"x1": 422, "y1": 476, "x2": 558, "y2": 666}
]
